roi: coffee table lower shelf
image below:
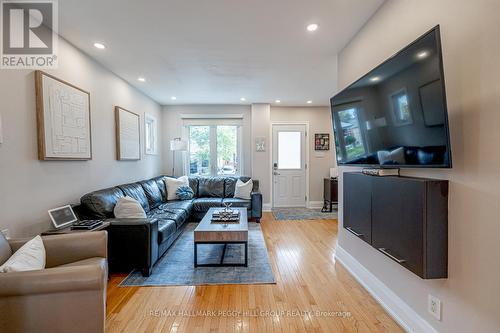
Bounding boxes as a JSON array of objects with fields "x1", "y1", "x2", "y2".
[{"x1": 194, "y1": 241, "x2": 248, "y2": 267}]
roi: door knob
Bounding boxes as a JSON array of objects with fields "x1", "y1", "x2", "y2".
[{"x1": 273, "y1": 171, "x2": 280, "y2": 176}]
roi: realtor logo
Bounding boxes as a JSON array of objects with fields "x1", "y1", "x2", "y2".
[{"x1": 1, "y1": 0, "x2": 58, "y2": 69}]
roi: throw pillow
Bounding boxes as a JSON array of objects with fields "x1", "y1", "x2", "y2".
[
  {"x1": 165, "y1": 176, "x2": 189, "y2": 200},
  {"x1": 377, "y1": 147, "x2": 405, "y2": 165},
  {"x1": 176, "y1": 185, "x2": 194, "y2": 200},
  {"x1": 0, "y1": 235, "x2": 45, "y2": 273},
  {"x1": 114, "y1": 196, "x2": 147, "y2": 218},
  {"x1": 234, "y1": 179, "x2": 253, "y2": 200}
]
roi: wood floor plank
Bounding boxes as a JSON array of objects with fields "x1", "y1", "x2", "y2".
[{"x1": 106, "y1": 213, "x2": 403, "y2": 333}]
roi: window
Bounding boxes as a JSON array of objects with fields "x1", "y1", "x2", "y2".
[
  {"x1": 144, "y1": 114, "x2": 158, "y2": 155},
  {"x1": 390, "y1": 89, "x2": 413, "y2": 126},
  {"x1": 277, "y1": 131, "x2": 301, "y2": 169},
  {"x1": 187, "y1": 125, "x2": 241, "y2": 176},
  {"x1": 338, "y1": 108, "x2": 366, "y2": 159}
]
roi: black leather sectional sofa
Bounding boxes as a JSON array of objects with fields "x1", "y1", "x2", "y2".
[{"x1": 77, "y1": 176, "x2": 262, "y2": 276}]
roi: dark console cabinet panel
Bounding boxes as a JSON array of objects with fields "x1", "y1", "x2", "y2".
[
  {"x1": 343, "y1": 173, "x2": 372, "y2": 244},
  {"x1": 343, "y1": 173, "x2": 448, "y2": 279}
]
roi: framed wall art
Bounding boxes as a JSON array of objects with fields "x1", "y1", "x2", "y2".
[
  {"x1": 35, "y1": 70, "x2": 92, "y2": 160},
  {"x1": 315, "y1": 133, "x2": 330, "y2": 151},
  {"x1": 115, "y1": 106, "x2": 141, "y2": 160}
]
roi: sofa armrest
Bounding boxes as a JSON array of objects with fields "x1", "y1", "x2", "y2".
[
  {"x1": 106, "y1": 218, "x2": 159, "y2": 275},
  {"x1": 251, "y1": 191, "x2": 263, "y2": 220},
  {"x1": 8, "y1": 231, "x2": 108, "y2": 268},
  {"x1": 0, "y1": 263, "x2": 106, "y2": 297}
]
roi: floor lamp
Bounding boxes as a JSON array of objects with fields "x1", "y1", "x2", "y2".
[{"x1": 170, "y1": 138, "x2": 188, "y2": 177}]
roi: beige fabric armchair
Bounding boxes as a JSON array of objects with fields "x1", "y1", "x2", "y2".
[{"x1": 0, "y1": 231, "x2": 108, "y2": 333}]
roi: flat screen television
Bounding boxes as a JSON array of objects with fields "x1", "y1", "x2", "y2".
[{"x1": 330, "y1": 25, "x2": 452, "y2": 168}]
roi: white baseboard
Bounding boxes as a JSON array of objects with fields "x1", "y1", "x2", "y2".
[
  {"x1": 262, "y1": 203, "x2": 272, "y2": 212},
  {"x1": 307, "y1": 201, "x2": 324, "y2": 209},
  {"x1": 335, "y1": 246, "x2": 438, "y2": 333}
]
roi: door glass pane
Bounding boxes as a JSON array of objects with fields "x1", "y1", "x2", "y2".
[
  {"x1": 217, "y1": 126, "x2": 238, "y2": 175},
  {"x1": 189, "y1": 126, "x2": 211, "y2": 176},
  {"x1": 278, "y1": 131, "x2": 301, "y2": 169},
  {"x1": 338, "y1": 108, "x2": 366, "y2": 159}
]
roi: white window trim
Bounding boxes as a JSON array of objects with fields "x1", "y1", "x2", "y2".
[
  {"x1": 144, "y1": 114, "x2": 158, "y2": 155},
  {"x1": 183, "y1": 121, "x2": 243, "y2": 177}
]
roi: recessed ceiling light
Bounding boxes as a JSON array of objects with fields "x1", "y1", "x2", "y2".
[
  {"x1": 417, "y1": 50, "x2": 429, "y2": 59},
  {"x1": 307, "y1": 23, "x2": 319, "y2": 32},
  {"x1": 138, "y1": 77, "x2": 146, "y2": 82},
  {"x1": 93, "y1": 42, "x2": 106, "y2": 49},
  {"x1": 306, "y1": 100, "x2": 313, "y2": 104},
  {"x1": 171, "y1": 96, "x2": 177, "y2": 100},
  {"x1": 275, "y1": 99, "x2": 281, "y2": 103},
  {"x1": 240, "y1": 97, "x2": 246, "y2": 101},
  {"x1": 370, "y1": 76, "x2": 381, "y2": 82}
]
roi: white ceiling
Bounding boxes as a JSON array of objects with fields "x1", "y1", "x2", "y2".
[{"x1": 58, "y1": 0, "x2": 385, "y2": 106}]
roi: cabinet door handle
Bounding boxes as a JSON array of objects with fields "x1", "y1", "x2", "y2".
[
  {"x1": 346, "y1": 227, "x2": 363, "y2": 237},
  {"x1": 378, "y1": 248, "x2": 406, "y2": 263}
]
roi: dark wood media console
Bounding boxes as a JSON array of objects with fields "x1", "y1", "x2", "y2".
[{"x1": 343, "y1": 172, "x2": 448, "y2": 279}]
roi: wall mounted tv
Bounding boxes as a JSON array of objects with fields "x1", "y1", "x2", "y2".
[{"x1": 331, "y1": 26, "x2": 452, "y2": 168}]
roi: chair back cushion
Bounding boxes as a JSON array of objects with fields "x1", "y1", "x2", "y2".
[
  {"x1": 198, "y1": 177, "x2": 225, "y2": 197},
  {"x1": 0, "y1": 233, "x2": 12, "y2": 265},
  {"x1": 0, "y1": 236, "x2": 46, "y2": 273},
  {"x1": 81, "y1": 187, "x2": 125, "y2": 218},
  {"x1": 118, "y1": 183, "x2": 150, "y2": 212}
]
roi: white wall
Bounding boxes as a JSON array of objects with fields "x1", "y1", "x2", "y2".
[
  {"x1": 270, "y1": 106, "x2": 336, "y2": 202},
  {"x1": 0, "y1": 37, "x2": 162, "y2": 238},
  {"x1": 161, "y1": 105, "x2": 252, "y2": 176},
  {"x1": 336, "y1": 0, "x2": 500, "y2": 332}
]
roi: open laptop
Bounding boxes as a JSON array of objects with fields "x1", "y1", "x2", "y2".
[{"x1": 48, "y1": 205, "x2": 102, "y2": 230}]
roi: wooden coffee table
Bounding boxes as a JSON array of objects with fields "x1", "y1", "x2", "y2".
[{"x1": 194, "y1": 207, "x2": 248, "y2": 267}]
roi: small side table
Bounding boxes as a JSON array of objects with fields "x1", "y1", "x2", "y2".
[
  {"x1": 322, "y1": 178, "x2": 338, "y2": 213},
  {"x1": 41, "y1": 221, "x2": 110, "y2": 236}
]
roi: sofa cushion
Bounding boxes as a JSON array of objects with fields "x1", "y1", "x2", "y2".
[
  {"x1": 224, "y1": 177, "x2": 237, "y2": 198},
  {"x1": 152, "y1": 176, "x2": 167, "y2": 201},
  {"x1": 118, "y1": 183, "x2": 150, "y2": 212},
  {"x1": 189, "y1": 177, "x2": 199, "y2": 197},
  {"x1": 139, "y1": 179, "x2": 163, "y2": 209},
  {"x1": 81, "y1": 187, "x2": 125, "y2": 218},
  {"x1": 159, "y1": 200, "x2": 194, "y2": 216},
  {"x1": 157, "y1": 220, "x2": 177, "y2": 244},
  {"x1": 192, "y1": 198, "x2": 223, "y2": 212},
  {"x1": 198, "y1": 177, "x2": 225, "y2": 197},
  {"x1": 222, "y1": 198, "x2": 251, "y2": 210},
  {"x1": 148, "y1": 209, "x2": 187, "y2": 228}
]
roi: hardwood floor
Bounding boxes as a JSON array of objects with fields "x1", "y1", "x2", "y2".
[{"x1": 106, "y1": 213, "x2": 403, "y2": 333}]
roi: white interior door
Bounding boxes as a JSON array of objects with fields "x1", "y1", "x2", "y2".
[{"x1": 272, "y1": 124, "x2": 307, "y2": 208}]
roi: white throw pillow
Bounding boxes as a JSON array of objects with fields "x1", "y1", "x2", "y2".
[
  {"x1": 377, "y1": 147, "x2": 405, "y2": 165},
  {"x1": 165, "y1": 176, "x2": 189, "y2": 200},
  {"x1": 0, "y1": 235, "x2": 45, "y2": 273},
  {"x1": 234, "y1": 179, "x2": 253, "y2": 200},
  {"x1": 114, "y1": 196, "x2": 147, "y2": 218}
]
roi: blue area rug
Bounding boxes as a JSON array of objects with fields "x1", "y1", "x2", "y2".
[
  {"x1": 272, "y1": 207, "x2": 338, "y2": 221},
  {"x1": 120, "y1": 223, "x2": 276, "y2": 286}
]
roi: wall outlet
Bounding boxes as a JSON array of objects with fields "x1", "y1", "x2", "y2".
[
  {"x1": 428, "y1": 294, "x2": 442, "y2": 321},
  {"x1": 1, "y1": 229, "x2": 10, "y2": 239}
]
